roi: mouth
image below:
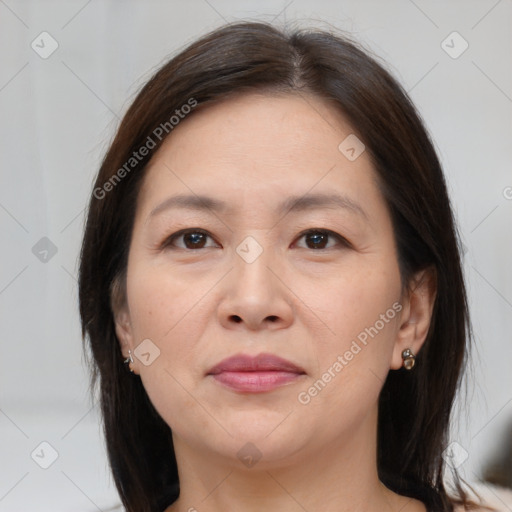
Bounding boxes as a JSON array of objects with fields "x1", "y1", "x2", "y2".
[{"x1": 206, "y1": 353, "x2": 306, "y2": 393}]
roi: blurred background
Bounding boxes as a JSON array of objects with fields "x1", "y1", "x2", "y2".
[{"x1": 0, "y1": 1, "x2": 511, "y2": 510}]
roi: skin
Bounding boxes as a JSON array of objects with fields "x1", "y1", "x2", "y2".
[{"x1": 114, "y1": 92, "x2": 436, "y2": 512}]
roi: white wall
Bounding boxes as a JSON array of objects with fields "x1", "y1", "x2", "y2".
[{"x1": 0, "y1": 1, "x2": 510, "y2": 509}]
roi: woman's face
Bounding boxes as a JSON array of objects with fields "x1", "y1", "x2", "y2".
[{"x1": 115, "y1": 92, "x2": 417, "y2": 467}]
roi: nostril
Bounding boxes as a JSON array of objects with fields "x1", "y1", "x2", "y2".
[{"x1": 229, "y1": 315, "x2": 278, "y2": 323}]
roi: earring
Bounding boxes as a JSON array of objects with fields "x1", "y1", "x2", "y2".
[
  {"x1": 124, "y1": 350, "x2": 134, "y2": 373},
  {"x1": 402, "y1": 348, "x2": 416, "y2": 370}
]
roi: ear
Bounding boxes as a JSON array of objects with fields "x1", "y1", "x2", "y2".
[
  {"x1": 114, "y1": 307, "x2": 135, "y2": 356},
  {"x1": 110, "y1": 276, "x2": 138, "y2": 373},
  {"x1": 391, "y1": 267, "x2": 437, "y2": 370}
]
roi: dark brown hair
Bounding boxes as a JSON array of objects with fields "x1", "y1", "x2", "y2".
[{"x1": 79, "y1": 21, "x2": 482, "y2": 512}]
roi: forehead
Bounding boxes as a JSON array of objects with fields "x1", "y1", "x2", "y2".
[
  {"x1": 165, "y1": 91, "x2": 355, "y2": 154},
  {"x1": 146, "y1": 91, "x2": 363, "y2": 171},
  {"x1": 136, "y1": 91, "x2": 382, "y2": 220}
]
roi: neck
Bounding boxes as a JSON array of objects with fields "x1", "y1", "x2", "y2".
[{"x1": 165, "y1": 406, "x2": 410, "y2": 512}]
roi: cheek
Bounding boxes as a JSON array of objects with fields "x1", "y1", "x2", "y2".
[
  {"x1": 126, "y1": 259, "x2": 214, "y2": 342},
  {"x1": 296, "y1": 264, "x2": 402, "y2": 405},
  {"x1": 125, "y1": 265, "x2": 211, "y2": 432},
  {"x1": 124, "y1": 262, "x2": 212, "y2": 406},
  {"x1": 299, "y1": 262, "x2": 402, "y2": 349}
]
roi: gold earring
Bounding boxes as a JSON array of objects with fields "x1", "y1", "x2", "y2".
[
  {"x1": 124, "y1": 350, "x2": 134, "y2": 373},
  {"x1": 402, "y1": 348, "x2": 416, "y2": 370}
]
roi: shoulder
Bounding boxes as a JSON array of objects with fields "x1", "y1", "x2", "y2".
[{"x1": 453, "y1": 483, "x2": 512, "y2": 511}]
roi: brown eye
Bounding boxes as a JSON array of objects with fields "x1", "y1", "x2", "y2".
[
  {"x1": 163, "y1": 229, "x2": 218, "y2": 250},
  {"x1": 296, "y1": 229, "x2": 348, "y2": 250}
]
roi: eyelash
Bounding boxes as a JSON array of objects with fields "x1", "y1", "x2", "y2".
[{"x1": 160, "y1": 228, "x2": 351, "y2": 251}]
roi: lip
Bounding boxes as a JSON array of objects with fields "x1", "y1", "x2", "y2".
[{"x1": 207, "y1": 353, "x2": 306, "y2": 393}]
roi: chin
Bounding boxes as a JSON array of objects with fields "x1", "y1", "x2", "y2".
[{"x1": 219, "y1": 416, "x2": 314, "y2": 465}]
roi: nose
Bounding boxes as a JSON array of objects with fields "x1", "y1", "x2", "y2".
[{"x1": 217, "y1": 242, "x2": 294, "y2": 332}]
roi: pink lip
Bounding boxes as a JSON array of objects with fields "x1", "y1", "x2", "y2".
[{"x1": 207, "y1": 353, "x2": 306, "y2": 393}]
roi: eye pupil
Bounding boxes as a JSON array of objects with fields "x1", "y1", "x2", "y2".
[
  {"x1": 307, "y1": 232, "x2": 328, "y2": 249},
  {"x1": 185, "y1": 232, "x2": 206, "y2": 248}
]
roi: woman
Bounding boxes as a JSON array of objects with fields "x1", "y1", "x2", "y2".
[{"x1": 79, "y1": 21, "x2": 496, "y2": 512}]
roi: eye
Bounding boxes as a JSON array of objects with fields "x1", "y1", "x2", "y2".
[
  {"x1": 162, "y1": 229, "x2": 219, "y2": 250},
  {"x1": 161, "y1": 228, "x2": 350, "y2": 251},
  {"x1": 294, "y1": 229, "x2": 350, "y2": 250}
]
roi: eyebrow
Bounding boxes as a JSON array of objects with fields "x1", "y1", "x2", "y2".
[{"x1": 148, "y1": 192, "x2": 368, "y2": 221}]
